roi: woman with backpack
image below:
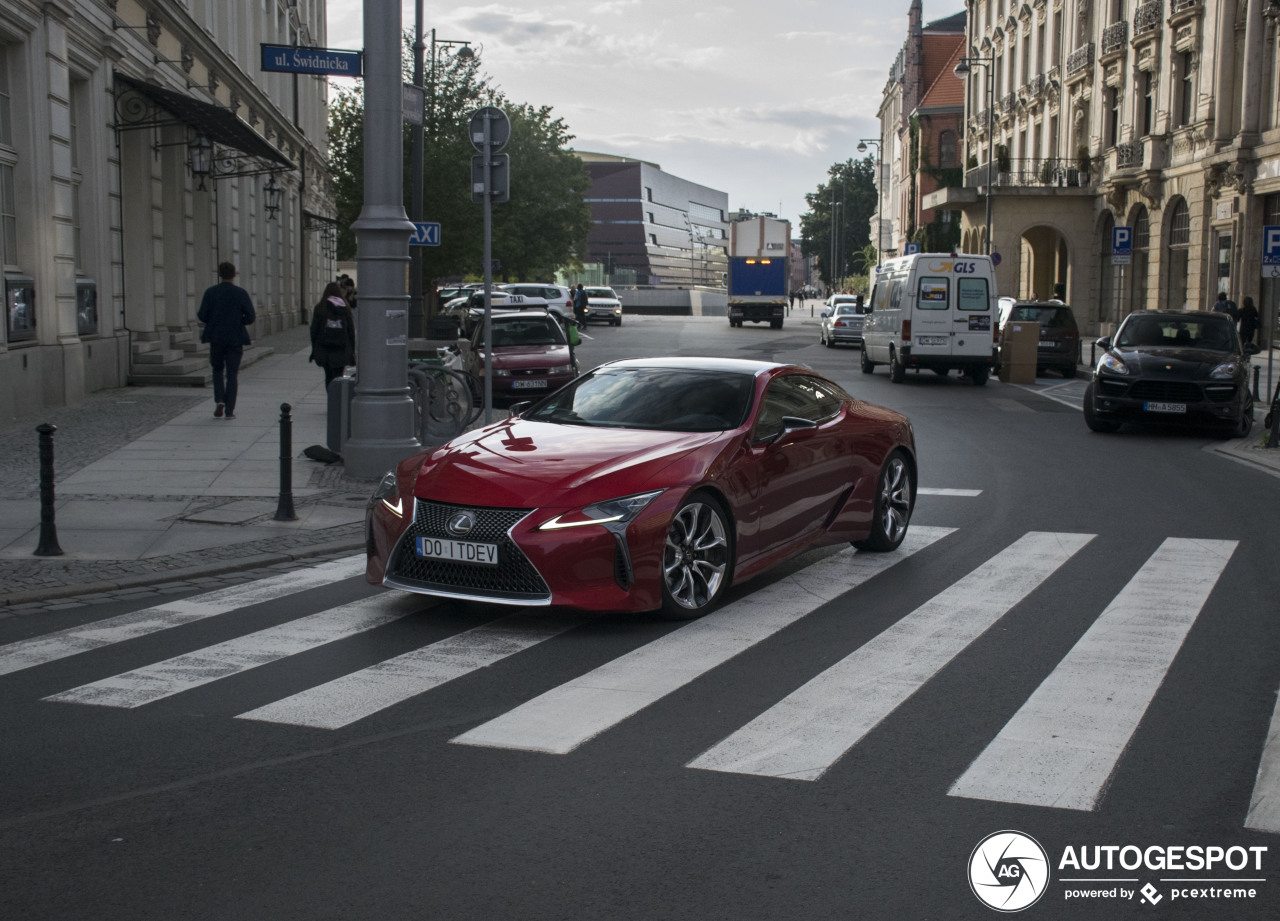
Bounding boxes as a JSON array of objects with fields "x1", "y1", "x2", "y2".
[{"x1": 310, "y1": 282, "x2": 356, "y2": 387}]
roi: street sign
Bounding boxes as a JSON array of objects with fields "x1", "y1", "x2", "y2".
[
  {"x1": 409, "y1": 222, "x2": 441, "y2": 246},
  {"x1": 990, "y1": 252, "x2": 1002, "y2": 266},
  {"x1": 471, "y1": 154, "x2": 510, "y2": 203},
  {"x1": 904, "y1": 242, "x2": 920, "y2": 255},
  {"x1": 1112, "y1": 226, "x2": 1132, "y2": 265},
  {"x1": 1264, "y1": 225, "x2": 1280, "y2": 265},
  {"x1": 468, "y1": 106, "x2": 511, "y2": 152},
  {"x1": 260, "y1": 44, "x2": 361, "y2": 77},
  {"x1": 402, "y1": 84, "x2": 424, "y2": 126}
]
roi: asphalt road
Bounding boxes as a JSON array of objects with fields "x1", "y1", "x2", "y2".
[{"x1": 3, "y1": 314, "x2": 1280, "y2": 921}]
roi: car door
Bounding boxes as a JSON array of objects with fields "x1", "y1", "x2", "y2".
[
  {"x1": 735, "y1": 375, "x2": 848, "y2": 567},
  {"x1": 910, "y1": 270, "x2": 954, "y2": 360}
]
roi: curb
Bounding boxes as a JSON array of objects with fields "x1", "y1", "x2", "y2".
[{"x1": 0, "y1": 537, "x2": 366, "y2": 607}]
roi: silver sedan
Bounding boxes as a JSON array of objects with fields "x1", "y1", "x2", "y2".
[{"x1": 820, "y1": 301, "x2": 869, "y2": 348}]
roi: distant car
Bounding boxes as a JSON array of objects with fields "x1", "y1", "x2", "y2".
[
  {"x1": 999, "y1": 301, "x2": 1080, "y2": 377},
  {"x1": 502, "y1": 284, "x2": 575, "y2": 323},
  {"x1": 1084, "y1": 310, "x2": 1253, "y2": 438},
  {"x1": 365, "y1": 358, "x2": 917, "y2": 618},
  {"x1": 583, "y1": 286, "x2": 623, "y2": 325},
  {"x1": 462, "y1": 309, "x2": 578, "y2": 404},
  {"x1": 820, "y1": 296, "x2": 870, "y2": 347}
]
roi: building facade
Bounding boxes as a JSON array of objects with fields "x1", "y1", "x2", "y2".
[
  {"x1": 0, "y1": 0, "x2": 334, "y2": 423},
  {"x1": 928, "y1": 0, "x2": 1280, "y2": 340},
  {"x1": 577, "y1": 152, "x2": 728, "y2": 289},
  {"x1": 875, "y1": 3, "x2": 968, "y2": 259}
]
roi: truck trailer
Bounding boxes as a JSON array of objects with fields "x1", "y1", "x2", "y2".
[{"x1": 727, "y1": 215, "x2": 790, "y2": 329}]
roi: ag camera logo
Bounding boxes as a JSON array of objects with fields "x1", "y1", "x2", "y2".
[{"x1": 969, "y1": 830, "x2": 1050, "y2": 912}]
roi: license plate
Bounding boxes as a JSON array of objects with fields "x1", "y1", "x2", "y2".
[
  {"x1": 917, "y1": 335, "x2": 948, "y2": 347},
  {"x1": 511, "y1": 379, "x2": 548, "y2": 390},
  {"x1": 416, "y1": 537, "x2": 498, "y2": 565},
  {"x1": 1038, "y1": 340, "x2": 1056, "y2": 348},
  {"x1": 1144, "y1": 402, "x2": 1187, "y2": 414}
]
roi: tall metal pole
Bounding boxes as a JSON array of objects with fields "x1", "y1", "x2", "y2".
[
  {"x1": 483, "y1": 114, "x2": 494, "y2": 424},
  {"x1": 985, "y1": 67, "x2": 994, "y2": 256},
  {"x1": 345, "y1": 0, "x2": 421, "y2": 478},
  {"x1": 409, "y1": 0, "x2": 426, "y2": 339}
]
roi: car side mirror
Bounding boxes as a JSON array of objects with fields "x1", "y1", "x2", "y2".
[
  {"x1": 1095, "y1": 336, "x2": 1112, "y2": 350},
  {"x1": 821, "y1": 309, "x2": 831, "y2": 317},
  {"x1": 762, "y1": 415, "x2": 819, "y2": 446},
  {"x1": 509, "y1": 401, "x2": 532, "y2": 416}
]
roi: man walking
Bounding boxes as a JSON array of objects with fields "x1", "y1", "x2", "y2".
[
  {"x1": 198, "y1": 262, "x2": 256, "y2": 419},
  {"x1": 573, "y1": 283, "x2": 589, "y2": 327}
]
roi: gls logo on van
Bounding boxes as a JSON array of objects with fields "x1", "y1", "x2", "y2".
[{"x1": 924, "y1": 260, "x2": 981, "y2": 274}]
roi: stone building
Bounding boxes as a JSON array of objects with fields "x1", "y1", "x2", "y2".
[
  {"x1": 928, "y1": 0, "x2": 1280, "y2": 339},
  {"x1": 0, "y1": 0, "x2": 335, "y2": 423}
]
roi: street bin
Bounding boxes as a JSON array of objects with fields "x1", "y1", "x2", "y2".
[
  {"x1": 998, "y1": 320, "x2": 1040, "y2": 384},
  {"x1": 326, "y1": 373, "x2": 355, "y2": 453}
]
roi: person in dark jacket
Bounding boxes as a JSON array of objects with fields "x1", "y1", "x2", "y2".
[
  {"x1": 197, "y1": 262, "x2": 256, "y2": 419},
  {"x1": 310, "y1": 282, "x2": 357, "y2": 387},
  {"x1": 1238, "y1": 296, "x2": 1261, "y2": 348}
]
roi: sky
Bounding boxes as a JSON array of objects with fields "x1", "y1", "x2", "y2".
[{"x1": 324, "y1": 1, "x2": 965, "y2": 230}]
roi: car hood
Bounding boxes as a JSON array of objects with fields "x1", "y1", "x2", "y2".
[
  {"x1": 1113, "y1": 347, "x2": 1237, "y2": 377},
  {"x1": 587, "y1": 297, "x2": 621, "y2": 305},
  {"x1": 412, "y1": 418, "x2": 724, "y2": 508}
]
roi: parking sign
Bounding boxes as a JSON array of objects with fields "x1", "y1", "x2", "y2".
[
  {"x1": 1264, "y1": 226, "x2": 1280, "y2": 265},
  {"x1": 1112, "y1": 226, "x2": 1132, "y2": 265}
]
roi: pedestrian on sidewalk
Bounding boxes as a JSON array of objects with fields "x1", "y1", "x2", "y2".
[
  {"x1": 310, "y1": 282, "x2": 356, "y2": 388},
  {"x1": 197, "y1": 262, "x2": 256, "y2": 420},
  {"x1": 573, "y1": 283, "x2": 588, "y2": 327},
  {"x1": 1211, "y1": 290, "x2": 1238, "y2": 320},
  {"x1": 1238, "y1": 295, "x2": 1260, "y2": 348}
]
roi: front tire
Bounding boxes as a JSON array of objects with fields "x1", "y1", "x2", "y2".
[
  {"x1": 853, "y1": 451, "x2": 913, "y2": 552},
  {"x1": 860, "y1": 345, "x2": 875, "y2": 374},
  {"x1": 659, "y1": 492, "x2": 733, "y2": 620}
]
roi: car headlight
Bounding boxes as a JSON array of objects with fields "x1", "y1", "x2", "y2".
[
  {"x1": 371, "y1": 470, "x2": 403, "y2": 517},
  {"x1": 549, "y1": 364, "x2": 574, "y2": 374},
  {"x1": 1210, "y1": 361, "x2": 1239, "y2": 379},
  {"x1": 1097, "y1": 353, "x2": 1129, "y2": 375},
  {"x1": 537, "y1": 489, "x2": 665, "y2": 530}
]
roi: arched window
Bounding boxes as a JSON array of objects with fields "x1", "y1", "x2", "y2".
[
  {"x1": 1166, "y1": 198, "x2": 1190, "y2": 311},
  {"x1": 1130, "y1": 205, "x2": 1149, "y2": 313},
  {"x1": 938, "y1": 130, "x2": 958, "y2": 167}
]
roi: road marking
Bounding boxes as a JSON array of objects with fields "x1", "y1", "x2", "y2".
[
  {"x1": 917, "y1": 488, "x2": 983, "y2": 497},
  {"x1": 688, "y1": 531, "x2": 1095, "y2": 781},
  {"x1": 44, "y1": 594, "x2": 413, "y2": 709},
  {"x1": 950, "y1": 537, "x2": 1236, "y2": 810},
  {"x1": 1246, "y1": 688, "x2": 1280, "y2": 833},
  {"x1": 450, "y1": 526, "x2": 956, "y2": 754},
  {"x1": 0, "y1": 555, "x2": 367, "y2": 678},
  {"x1": 236, "y1": 612, "x2": 593, "y2": 729}
]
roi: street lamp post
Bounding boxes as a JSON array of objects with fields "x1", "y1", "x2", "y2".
[
  {"x1": 856, "y1": 138, "x2": 882, "y2": 270},
  {"x1": 409, "y1": 5, "x2": 473, "y2": 336},
  {"x1": 829, "y1": 195, "x2": 841, "y2": 295},
  {"x1": 954, "y1": 56, "x2": 995, "y2": 255}
]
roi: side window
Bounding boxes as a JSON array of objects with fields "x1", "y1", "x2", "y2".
[
  {"x1": 755, "y1": 375, "x2": 842, "y2": 441},
  {"x1": 957, "y1": 277, "x2": 990, "y2": 312},
  {"x1": 888, "y1": 276, "x2": 906, "y2": 310},
  {"x1": 918, "y1": 277, "x2": 949, "y2": 310},
  {"x1": 870, "y1": 278, "x2": 892, "y2": 310}
]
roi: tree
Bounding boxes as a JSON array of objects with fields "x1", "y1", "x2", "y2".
[
  {"x1": 326, "y1": 36, "x2": 591, "y2": 289},
  {"x1": 798, "y1": 158, "x2": 876, "y2": 289}
]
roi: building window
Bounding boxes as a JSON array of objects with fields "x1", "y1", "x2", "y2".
[
  {"x1": 1141, "y1": 71, "x2": 1153, "y2": 137},
  {"x1": 0, "y1": 45, "x2": 16, "y2": 273},
  {"x1": 938, "y1": 130, "x2": 957, "y2": 167},
  {"x1": 1106, "y1": 87, "x2": 1120, "y2": 147},
  {"x1": 1131, "y1": 205, "x2": 1149, "y2": 312},
  {"x1": 1166, "y1": 198, "x2": 1190, "y2": 310},
  {"x1": 1179, "y1": 52, "x2": 1194, "y2": 127}
]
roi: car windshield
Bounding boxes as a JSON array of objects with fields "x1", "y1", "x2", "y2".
[
  {"x1": 585, "y1": 288, "x2": 616, "y2": 298},
  {"x1": 489, "y1": 317, "x2": 566, "y2": 348},
  {"x1": 1010, "y1": 305, "x2": 1075, "y2": 329},
  {"x1": 523, "y1": 368, "x2": 755, "y2": 432},
  {"x1": 834, "y1": 305, "x2": 860, "y2": 316},
  {"x1": 1116, "y1": 316, "x2": 1236, "y2": 351}
]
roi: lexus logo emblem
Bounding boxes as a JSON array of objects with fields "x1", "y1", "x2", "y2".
[{"x1": 447, "y1": 511, "x2": 476, "y2": 536}]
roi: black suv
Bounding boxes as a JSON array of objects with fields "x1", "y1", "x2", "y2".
[
  {"x1": 1084, "y1": 310, "x2": 1253, "y2": 438},
  {"x1": 1000, "y1": 301, "x2": 1080, "y2": 377}
]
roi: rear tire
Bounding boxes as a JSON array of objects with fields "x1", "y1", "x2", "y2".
[
  {"x1": 771, "y1": 319, "x2": 783, "y2": 330},
  {"x1": 860, "y1": 346, "x2": 875, "y2": 374},
  {"x1": 853, "y1": 451, "x2": 913, "y2": 552},
  {"x1": 889, "y1": 348, "x2": 906, "y2": 383},
  {"x1": 658, "y1": 492, "x2": 733, "y2": 620},
  {"x1": 970, "y1": 366, "x2": 989, "y2": 387},
  {"x1": 1083, "y1": 381, "x2": 1120, "y2": 433}
]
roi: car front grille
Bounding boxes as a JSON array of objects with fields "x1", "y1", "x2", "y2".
[
  {"x1": 1128, "y1": 380, "x2": 1205, "y2": 403},
  {"x1": 387, "y1": 500, "x2": 550, "y2": 602}
]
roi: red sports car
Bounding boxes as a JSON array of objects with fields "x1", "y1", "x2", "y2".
[{"x1": 366, "y1": 358, "x2": 916, "y2": 618}]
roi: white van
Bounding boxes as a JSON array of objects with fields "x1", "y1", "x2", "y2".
[{"x1": 860, "y1": 253, "x2": 999, "y2": 385}]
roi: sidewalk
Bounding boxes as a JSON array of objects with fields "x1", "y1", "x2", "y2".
[{"x1": 0, "y1": 324, "x2": 378, "y2": 612}]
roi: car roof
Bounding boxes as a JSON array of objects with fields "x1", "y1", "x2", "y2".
[{"x1": 1122, "y1": 309, "x2": 1224, "y2": 321}]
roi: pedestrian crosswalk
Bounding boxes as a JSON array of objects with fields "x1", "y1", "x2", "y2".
[{"x1": 4, "y1": 528, "x2": 1277, "y2": 833}]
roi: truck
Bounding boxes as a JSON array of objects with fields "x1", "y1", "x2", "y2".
[{"x1": 727, "y1": 215, "x2": 790, "y2": 329}]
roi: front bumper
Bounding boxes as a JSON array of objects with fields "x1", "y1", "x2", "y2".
[{"x1": 1090, "y1": 375, "x2": 1246, "y2": 424}]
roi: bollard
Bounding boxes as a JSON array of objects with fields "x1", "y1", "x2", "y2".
[
  {"x1": 1254, "y1": 365, "x2": 1262, "y2": 402},
  {"x1": 34, "y1": 423, "x2": 64, "y2": 557},
  {"x1": 274, "y1": 403, "x2": 298, "y2": 521}
]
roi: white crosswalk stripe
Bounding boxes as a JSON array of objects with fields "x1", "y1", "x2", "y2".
[
  {"x1": 949, "y1": 537, "x2": 1236, "y2": 810},
  {"x1": 44, "y1": 593, "x2": 417, "y2": 709},
  {"x1": 450, "y1": 527, "x2": 955, "y2": 754},
  {"x1": 688, "y1": 531, "x2": 1095, "y2": 781},
  {"x1": 1246, "y1": 690, "x2": 1280, "y2": 834},
  {"x1": 236, "y1": 611, "x2": 594, "y2": 729},
  {"x1": 0, "y1": 555, "x2": 367, "y2": 679}
]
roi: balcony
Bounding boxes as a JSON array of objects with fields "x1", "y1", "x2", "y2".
[
  {"x1": 963, "y1": 157, "x2": 1097, "y2": 190},
  {"x1": 1170, "y1": 0, "x2": 1199, "y2": 14},
  {"x1": 1101, "y1": 21, "x2": 1128, "y2": 56},
  {"x1": 1115, "y1": 139, "x2": 1144, "y2": 170},
  {"x1": 1133, "y1": 0, "x2": 1162, "y2": 37},
  {"x1": 1066, "y1": 44, "x2": 1094, "y2": 78}
]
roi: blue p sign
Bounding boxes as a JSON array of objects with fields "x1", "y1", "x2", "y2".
[
  {"x1": 1264, "y1": 226, "x2": 1280, "y2": 265},
  {"x1": 1112, "y1": 226, "x2": 1132, "y2": 254}
]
